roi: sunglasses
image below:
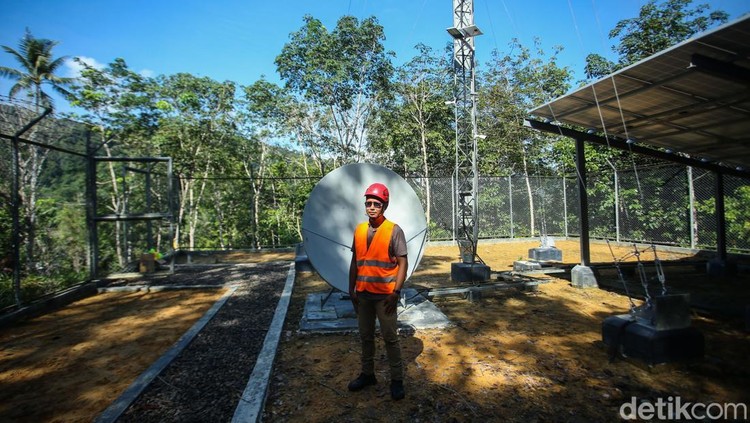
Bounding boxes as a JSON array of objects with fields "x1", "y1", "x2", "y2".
[{"x1": 364, "y1": 201, "x2": 383, "y2": 209}]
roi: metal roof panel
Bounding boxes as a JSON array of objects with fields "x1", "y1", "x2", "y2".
[{"x1": 529, "y1": 15, "x2": 750, "y2": 172}]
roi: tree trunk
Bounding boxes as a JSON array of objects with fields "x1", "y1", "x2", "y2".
[
  {"x1": 187, "y1": 167, "x2": 210, "y2": 250},
  {"x1": 523, "y1": 152, "x2": 536, "y2": 237},
  {"x1": 102, "y1": 143, "x2": 125, "y2": 267},
  {"x1": 419, "y1": 122, "x2": 432, "y2": 227},
  {"x1": 214, "y1": 190, "x2": 226, "y2": 249},
  {"x1": 272, "y1": 179, "x2": 280, "y2": 248},
  {"x1": 246, "y1": 143, "x2": 267, "y2": 249}
]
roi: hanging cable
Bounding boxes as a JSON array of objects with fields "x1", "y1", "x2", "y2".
[
  {"x1": 652, "y1": 243, "x2": 667, "y2": 295},
  {"x1": 632, "y1": 243, "x2": 654, "y2": 310},
  {"x1": 606, "y1": 239, "x2": 637, "y2": 314}
]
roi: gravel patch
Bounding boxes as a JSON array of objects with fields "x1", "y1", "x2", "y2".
[{"x1": 109, "y1": 262, "x2": 290, "y2": 422}]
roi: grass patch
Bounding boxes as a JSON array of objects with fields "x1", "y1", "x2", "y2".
[{"x1": 0, "y1": 271, "x2": 87, "y2": 310}]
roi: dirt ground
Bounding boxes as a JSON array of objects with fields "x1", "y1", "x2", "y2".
[
  {"x1": 0, "y1": 289, "x2": 226, "y2": 422},
  {"x1": 0, "y1": 242, "x2": 748, "y2": 422},
  {"x1": 264, "y1": 240, "x2": 750, "y2": 422},
  {"x1": 0, "y1": 250, "x2": 293, "y2": 423}
]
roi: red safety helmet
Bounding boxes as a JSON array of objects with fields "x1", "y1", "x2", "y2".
[{"x1": 364, "y1": 183, "x2": 389, "y2": 204}]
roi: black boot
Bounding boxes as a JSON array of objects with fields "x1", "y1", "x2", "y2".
[
  {"x1": 390, "y1": 380, "x2": 405, "y2": 400},
  {"x1": 348, "y1": 373, "x2": 377, "y2": 391}
]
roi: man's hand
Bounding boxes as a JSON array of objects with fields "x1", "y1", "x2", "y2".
[
  {"x1": 350, "y1": 290, "x2": 359, "y2": 314},
  {"x1": 385, "y1": 292, "x2": 400, "y2": 314}
]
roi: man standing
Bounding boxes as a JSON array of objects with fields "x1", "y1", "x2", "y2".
[{"x1": 348, "y1": 182, "x2": 408, "y2": 401}]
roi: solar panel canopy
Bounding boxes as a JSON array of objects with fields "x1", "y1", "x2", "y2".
[{"x1": 529, "y1": 15, "x2": 750, "y2": 172}]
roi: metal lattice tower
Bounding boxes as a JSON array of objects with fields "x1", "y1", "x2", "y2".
[{"x1": 448, "y1": 0, "x2": 482, "y2": 263}]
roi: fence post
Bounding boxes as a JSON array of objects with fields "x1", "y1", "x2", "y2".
[
  {"x1": 716, "y1": 173, "x2": 727, "y2": 262},
  {"x1": 687, "y1": 166, "x2": 696, "y2": 249},
  {"x1": 451, "y1": 174, "x2": 456, "y2": 243},
  {"x1": 508, "y1": 175, "x2": 514, "y2": 238},
  {"x1": 562, "y1": 176, "x2": 568, "y2": 237},
  {"x1": 85, "y1": 130, "x2": 99, "y2": 279},
  {"x1": 614, "y1": 168, "x2": 620, "y2": 243}
]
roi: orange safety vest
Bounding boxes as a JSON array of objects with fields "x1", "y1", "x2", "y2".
[{"x1": 354, "y1": 219, "x2": 399, "y2": 294}]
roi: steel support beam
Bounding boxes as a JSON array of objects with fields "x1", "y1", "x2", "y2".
[
  {"x1": 575, "y1": 138, "x2": 591, "y2": 266},
  {"x1": 524, "y1": 119, "x2": 750, "y2": 179},
  {"x1": 525, "y1": 118, "x2": 741, "y2": 266}
]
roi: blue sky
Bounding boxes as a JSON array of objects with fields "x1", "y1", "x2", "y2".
[{"x1": 1, "y1": 0, "x2": 748, "y2": 113}]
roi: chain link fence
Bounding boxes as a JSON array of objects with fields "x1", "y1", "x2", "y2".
[
  {"x1": 3, "y1": 97, "x2": 750, "y2": 309},
  {"x1": 0, "y1": 99, "x2": 178, "y2": 310},
  {"x1": 414, "y1": 166, "x2": 750, "y2": 254},
  {"x1": 1, "y1": 100, "x2": 90, "y2": 309}
]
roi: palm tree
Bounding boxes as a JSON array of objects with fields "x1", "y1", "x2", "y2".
[
  {"x1": 0, "y1": 29, "x2": 74, "y2": 111},
  {"x1": 0, "y1": 29, "x2": 74, "y2": 287}
]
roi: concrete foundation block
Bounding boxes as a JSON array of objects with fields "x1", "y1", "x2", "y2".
[
  {"x1": 466, "y1": 288, "x2": 482, "y2": 302},
  {"x1": 528, "y1": 247, "x2": 562, "y2": 262},
  {"x1": 571, "y1": 264, "x2": 597, "y2": 288},
  {"x1": 602, "y1": 314, "x2": 704, "y2": 365},
  {"x1": 652, "y1": 294, "x2": 692, "y2": 330},
  {"x1": 513, "y1": 260, "x2": 542, "y2": 272},
  {"x1": 451, "y1": 262, "x2": 491, "y2": 283},
  {"x1": 706, "y1": 258, "x2": 737, "y2": 278}
]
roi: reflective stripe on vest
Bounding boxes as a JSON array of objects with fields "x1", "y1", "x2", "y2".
[{"x1": 354, "y1": 220, "x2": 398, "y2": 294}]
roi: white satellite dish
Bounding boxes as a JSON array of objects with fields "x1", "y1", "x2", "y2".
[{"x1": 301, "y1": 163, "x2": 428, "y2": 293}]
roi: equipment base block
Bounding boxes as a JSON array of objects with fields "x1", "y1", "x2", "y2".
[
  {"x1": 571, "y1": 264, "x2": 597, "y2": 288},
  {"x1": 602, "y1": 314, "x2": 704, "y2": 365},
  {"x1": 451, "y1": 262, "x2": 491, "y2": 283},
  {"x1": 528, "y1": 247, "x2": 562, "y2": 262}
]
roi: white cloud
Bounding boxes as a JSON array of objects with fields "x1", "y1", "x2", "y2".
[
  {"x1": 64, "y1": 56, "x2": 156, "y2": 81},
  {"x1": 65, "y1": 57, "x2": 155, "y2": 79},
  {"x1": 65, "y1": 56, "x2": 105, "y2": 78}
]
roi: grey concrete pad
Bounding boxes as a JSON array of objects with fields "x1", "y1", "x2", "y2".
[
  {"x1": 571, "y1": 264, "x2": 598, "y2": 288},
  {"x1": 300, "y1": 288, "x2": 451, "y2": 332}
]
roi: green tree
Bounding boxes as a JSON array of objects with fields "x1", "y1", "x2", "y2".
[
  {"x1": 0, "y1": 29, "x2": 74, "y2": 110},
  {"x1": 237, "y1": 79, "x2": 287, "y2": 248},
  {"x1": 584, "y1": 0, "x2": 728, "y2": 79},
  {"x1": 69, "y1": 58, "x2": 158, "y2": 141},
  {"x1": 696, "y1": 184, "x2": 750, "y2": 251},
  {"x1": 68, "y1": 58, "x2": 160, "y2": 267},
  {"x1": 152, "y1": 73, "x2": 237, "y2": 250},
  {"x1": 275, "y1": 15, "x2": 394, "y2": 164},
  {"x1": 369, "y1": 43, "x2": 454, "y2": 226},
  {"x1": 1, "y1": 30, "x2": 76, "y2": 276},
  {"x1": 480, "y1": 39, "x2": 572, "y2": 175},
  {"x1": 479, "y1": 39, "x2": 572, "y2": 236}
]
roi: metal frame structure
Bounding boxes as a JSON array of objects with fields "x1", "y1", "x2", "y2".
[
  {"x1": 526, "y1": 15, "x2": 750, "y2": 266},
  {"x1": 3, "y1": 110, "x2": 176, "y2": 306},
  {"x1": 448, "y1": 0, "x2": 483, "y2": 264},
  {"x1": 86, "y1": 151, "x2": 176, "y2": 277}
]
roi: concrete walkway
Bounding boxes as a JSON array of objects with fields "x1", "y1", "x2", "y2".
[{"x1": 300, "y1": 288, "x2": 452, "y2": 333}]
